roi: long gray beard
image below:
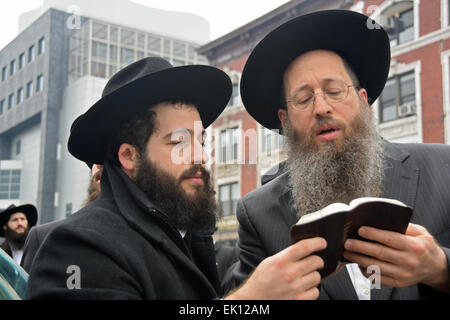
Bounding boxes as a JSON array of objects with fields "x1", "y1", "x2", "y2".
[{"x1": 284, "y1": 105, "x2": 384, "y2": 218}]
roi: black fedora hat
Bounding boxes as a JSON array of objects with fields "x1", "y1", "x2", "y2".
[
  {"x1": 70, "y1": 114, "x2": 93, "y2": 169},
  {"x1": 68, "y1": 57, "x2": 232, "y2": 164},
  {"x1": 0, "y1": 204, "x2": 37, "y2": 237},
  {"x1": 240, "y1": 9, "x2": 391, "y2": 130}
]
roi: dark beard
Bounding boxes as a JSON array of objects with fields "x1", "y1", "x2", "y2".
[
  {"x1": 3, "y1": 226, "x2": 28, "y2": 249},
  {"x1": 85, "y1": 169, "x2": 102, "y2": 205},
  {"x1": 134, "y1": 157, "x2": 218, "y2": 234},
  {"x1": 284, "y1": 103, "x2": 384, "y2": 218}
]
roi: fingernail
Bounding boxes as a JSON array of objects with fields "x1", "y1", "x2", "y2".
[
  {"x1": 359, "y1": 227, "x2": 367, "y2": 236},
  {"x1": 345, "y1": 240, "x2": 352, "y2": 249}
]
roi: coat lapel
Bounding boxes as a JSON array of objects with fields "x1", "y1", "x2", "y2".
[
  {"x1": 277, "y1": 173, "x2": 299, "y2": 228},
  {"x1": 321, "y1": 267, "x2": 359, "y2": 300},
  {"x1": 371, "y1": 141, "x2": 419, "y2": 300}
]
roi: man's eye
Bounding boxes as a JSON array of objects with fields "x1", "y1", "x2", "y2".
[
  {"x1": 326, "y1": 89, "x2": 343, "y2": 96},
  {"x1": 296, "y1": 96, "x2": 312, "y2": 105}
]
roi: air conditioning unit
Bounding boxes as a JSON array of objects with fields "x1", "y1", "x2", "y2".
[{"x1": 398, "y1": 102, "x2": 416, "y2": 117}]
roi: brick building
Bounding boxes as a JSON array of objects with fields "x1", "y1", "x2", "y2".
[{"x1": 198, "y1": 0, "x2": 450, "y2": 242}]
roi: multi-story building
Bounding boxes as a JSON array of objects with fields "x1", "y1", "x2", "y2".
[
  {"x1": 199, "y1": 0, "x2": 450, "y2": 243},
  {"x1": 0, "y1": 0, "x2": 210, "y2": 223}
]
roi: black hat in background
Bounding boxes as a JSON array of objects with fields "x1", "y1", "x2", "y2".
[
  {"x1": 240, "y1": 9, "x2": 391, "y2": 130},
  {"x1": 68, "y1": 57, "x2": 232, "y2": 164},
  {"x1": 0, "y1": 204, "x2": 38, "y2": 237}
]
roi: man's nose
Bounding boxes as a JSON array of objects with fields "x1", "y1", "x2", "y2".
[
  {"x1": 312, "y1": 91, "x2": 333, "y2": 117},
  {"x1": 192, "y1": 139, "x2": 208, "y2": 164}
]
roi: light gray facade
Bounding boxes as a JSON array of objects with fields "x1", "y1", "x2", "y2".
[{"x1": 0, "y1": 9, "x2": 72, "y2": 222}]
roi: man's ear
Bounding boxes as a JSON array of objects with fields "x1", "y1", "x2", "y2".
[
  {"x1": 3, "y1": 225, "x2": 6, "y2": 231},
  {"x1": 358, "y1": 88, "x2": 370, "y2": 108},
  {"x1": 118, "y1": 143, "x2": 139, "y2": 174},
  {"x1": 278, "y1": 109, "x2": 288, "y2": 131}
]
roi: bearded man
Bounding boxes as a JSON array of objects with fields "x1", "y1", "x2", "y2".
[
  {"x1": 26, "y1": 57, "x2": 326, "y2": 300},
  {"x1": 229, "y1": 10, "x2": 450, "y2": 299},
  {"x1": 0, "y1": 204, "x2": 37, "y2": 264}
]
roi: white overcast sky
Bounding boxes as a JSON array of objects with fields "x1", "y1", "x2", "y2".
[{"x1": 0, "y1": 0, "x2": 290, "y2": 50}]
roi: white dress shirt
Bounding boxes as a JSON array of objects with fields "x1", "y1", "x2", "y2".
[{"x1": 346, "y1": 263, "x2": 372, "y2": 300}]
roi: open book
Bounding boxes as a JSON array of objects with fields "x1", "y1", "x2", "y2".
[{"x1": 290, "y1": 197, "x2": 413, "y2": 278}]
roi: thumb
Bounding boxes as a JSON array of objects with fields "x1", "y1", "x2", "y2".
[{"x1": 405, "y1": 223, "x2": 428, "y2": 237}]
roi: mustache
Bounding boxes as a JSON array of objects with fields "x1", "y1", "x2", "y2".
[{"x1": 178, "y1": 165, "x2": 210, "y2": 183}]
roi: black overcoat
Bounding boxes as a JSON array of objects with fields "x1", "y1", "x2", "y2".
[{"x1": 26, "y1": 162, "x2": 221, "y2": 299}]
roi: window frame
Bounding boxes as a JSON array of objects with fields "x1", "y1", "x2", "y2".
[
  {"x1": 9, "y1": 60, "x2": 16, "y2": 76},
  {"x1": 36, "y1": 74, "x2": 44, "y2": 92},
  {"x1": 28, "y1": 45, "x2": 35, "y2": 62},
  {"x1": 219, "y1": 127, "x2": 239, "y2": 163},
  {"x1": 38, "y1": 37, "x2": 45, "y2": 55},
  {"x1": 378, "y1": 71, "x2": 416, "y2": 123},
  {"x1": 218, "y1": 182, "x2": 240, "y2": 217}
]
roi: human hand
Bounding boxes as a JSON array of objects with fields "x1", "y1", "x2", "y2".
[
  {"x1": 226, "y1": 237, "x2": 326, "y2": 300},
  {"x1": 343, "y1": 223, "x2": 450, "y2": 294}
]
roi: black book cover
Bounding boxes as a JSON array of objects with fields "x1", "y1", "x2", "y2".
[{"x1": 290, "y1": 198, "x2": 413, "y2": 277}]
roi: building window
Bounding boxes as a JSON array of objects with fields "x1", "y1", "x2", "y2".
[
  {"x1": 383, "y1": 3, "x2": 414, "y2": 46},
  {"x1": 28, "y1": 45, "x2": 35, "y2": 62},
  {"x1": 10, "y1": 60, "x2": 16, "y2": 76},
  {"x1": 379, "y1": 71, "x2": 416, "y2": 123},
  {"x1": 38, "y1": 37, "x2": 45, "y2": 55},
  {"x1": 15, "y1": 140, "x2": 21, "y2": 155},
  {"x1": 8, "y1": 93, "x2": 14, "y2": 110},
  {"x1": 16, "y1": 88, "x2": 23, "y2": 105},
  {"x1": 26, "y1": 81, "x2": 33, "y2": 98},
  {"x1": 0, "y1": 169, "x2": 21, "y2": 200},
  {"x1": 1, "y1": 66, "x2": 6, "y2": 81},
  {"x1": 220, "y1": 127, "x2": 239, "y2": 162},
  {"x1": 0, "y1": 99, "x2": 5, "y2": 114},
  {"x1": 19, "y1": 53, "x2": 25, "y2": 69},
  {"x1": 36, "y1": 74, "x2": 44, "y2": 92},
  {"x1": 91, "y1": 62, "x2": 107, "y2": 78},
  {"x1": 261, "y1": 128, "x2": 285, "y2": 154},
  {"x1": 219, "y1": 182, "x2": 239, "y2": 217},
  {"x1": 120, "y1": 48, "x2": 135, "y2": 66},
  {"x1": 92, "y1": 41, "x2": 107, "y2": 60},
  {"x1": 65, "y1": 203, "x2": 73, "y2": 217},
  {"x1": 228, "y1": 83, "x2": 240, "y2": 107}
]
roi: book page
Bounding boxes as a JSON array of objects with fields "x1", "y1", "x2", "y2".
[
  {"x1": 297, "y1": 202, "x2": 349, "y2": 225},
  {"x1": 349, "y1": 197, "x2": 407, "y2": 210}
]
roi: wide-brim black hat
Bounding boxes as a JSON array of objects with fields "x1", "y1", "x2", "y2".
[
  {"x1": 0, "y1": 204, "x2": 38, "y2": 237},
  {"x1": 68, "y1": 57, "x2": 232, "y2": 164},
  {"x1": 240, "y1": 9, "x2": 391, "y2": 130},
  {"x1": 70, "y1": 115, "x2": 93, "y2": 170}
]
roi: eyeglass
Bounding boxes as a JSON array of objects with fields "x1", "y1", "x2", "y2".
[{"x1": 286, "y1": 80, "x2": 357, "y2": 112}]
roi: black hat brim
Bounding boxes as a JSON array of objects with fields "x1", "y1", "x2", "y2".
[
  {"x1": 240, "y1": 10, "x2": 391, "y2": 130},
  {"x1": 0, "y1": 204, "x2": 38, "y2": 237},
  {"x1": 68, "y1": 65, "x2": 231, "y2": 164}
]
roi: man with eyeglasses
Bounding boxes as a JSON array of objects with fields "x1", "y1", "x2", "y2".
[{"x1": 227, "y1": 10, "x2": 450, "y2": 299}]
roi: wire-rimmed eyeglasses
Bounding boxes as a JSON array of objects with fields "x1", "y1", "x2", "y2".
[{"x1": 286, "y1": 80, "x2": 357, "y2": 112}]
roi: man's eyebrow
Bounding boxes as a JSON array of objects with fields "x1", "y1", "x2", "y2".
[
  {"x1": 163, "y1": 128, "x2": 206, "y2": 140},
  {"x1": 290, "y1": 78, "x2": 346, "y2": 96}
]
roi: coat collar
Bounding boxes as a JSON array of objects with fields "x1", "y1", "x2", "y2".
[{"x1": 101, "y1": 161, "x2": 220, "y2": 297}]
